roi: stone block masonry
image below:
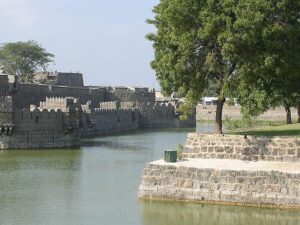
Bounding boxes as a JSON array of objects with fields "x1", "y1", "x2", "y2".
[
  {"x1": 0, "y1": 108, "x2": 80, "y2": 149},
  {"x1": 139, "y1": 159, "x2": 300, "y2": 208},
  {"x1": 80, "y1": 108, "x2": 140, "y2": 137},
  {"x1": 184, "y1": 134, "x2": 300, "y2": 162},
  {"x1": 0, "y1": 73, "x2": 196, "y2": 149},
  {"x1": 139, "y1": 133, "x2": 300, "y2": 208}
]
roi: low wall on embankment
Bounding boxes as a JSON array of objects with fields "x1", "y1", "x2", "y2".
[
  {"x1": 139, "y1": 134, "x2": 300, "y2": 208},
  {"x1": 184, "y1": 134, "x2": 300, "y2": 162}
]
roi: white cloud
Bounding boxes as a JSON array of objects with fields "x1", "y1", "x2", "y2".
[{"x1": 0, "y1": 0, "x2": 39, "y2": 27}]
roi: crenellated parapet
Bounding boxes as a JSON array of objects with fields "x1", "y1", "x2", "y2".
[
  {"x1": 99, "y1": 101, "x2": 136, "y2": 110},
  {"x1": 139, "y1": 102, "x2": 175, "y2": 119},
  {"x1": 80, "y1": 107, "x2": 140, "y2": 136},
  {"x1": 99, "y1": 101, "x2": 120, "y2": 110},
  {"x1": 105, "y1": 86, "x2": 156, "y2": 104},
  {"x1": 40, "y1": 97, "x2": 80, "y2": 112},
  {"x1": 14, "y1": 108, "x2": 63, "y2": 122},
  {"x1": 0, "y1": 106, "x2": 80, "y2": 149}
]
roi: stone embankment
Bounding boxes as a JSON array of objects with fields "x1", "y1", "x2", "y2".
[
  {"x1": 184, "y1": 134, "x2": 300, "y2": 162},
  {"x1": 139, "y1": 134, "x2": 300, "y2": 208}
]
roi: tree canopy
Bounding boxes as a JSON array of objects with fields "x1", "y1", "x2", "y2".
[
  {"x1": 147, "y1": 0, "x2": 238, "y2": 133},
  {"x1": 229, "y1": 0, "x2": 300, "y2": 124},
  {"x1": 0, "y1": 40, "x2": 54, "y2": 83},
  {"x1": 147, "y1": 0, "x2": 300, "y2": 133}
]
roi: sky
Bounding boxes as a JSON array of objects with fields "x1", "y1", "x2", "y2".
[{"x1": 0, "y1": 0, "x2": 160, "y2": 88}]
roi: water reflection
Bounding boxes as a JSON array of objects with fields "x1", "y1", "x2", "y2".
[
  {"x1": 0, "y1": 150, "x2": 82, "y2": 225},
  {"x1": 140, "y1": 200, "x2": 300, "y2": 225},
  {"x1": 0, "y1": 124, "x2": 298, "y2": 225}
]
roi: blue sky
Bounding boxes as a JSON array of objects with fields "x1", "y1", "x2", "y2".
[{"x1": 0, "y1": 0, "x2": 160, "y2": 87}]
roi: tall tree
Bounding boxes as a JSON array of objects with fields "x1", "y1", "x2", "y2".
[
  {"x1": 148, "y1": 0, "x2": 300, "y2": 132},
  {"x1": 228, "y1": 0, "x2": 300, "y2": 124},
  {"x1": 0, "y1": 40, "x2": 54, "y2": 83},
  {"x1": 147, "y1": 0, "x2": 237, "y2": 134}
]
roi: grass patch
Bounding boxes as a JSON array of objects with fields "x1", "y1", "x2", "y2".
[{"x1": 227, "y1": 123, "x2": 300, "y2": 136}]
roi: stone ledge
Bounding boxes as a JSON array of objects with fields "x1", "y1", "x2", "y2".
[
  {"x1": 149, "y1": 159, "x2": 300, "y2": 174},
  {"x1": 139, "y1": 159, "x2": 300, "y2": 208},
  {"x1": 184, "y1": 134, "x2": 300, "y2": 162}
]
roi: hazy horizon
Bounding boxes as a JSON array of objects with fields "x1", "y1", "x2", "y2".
[{"x1": 0, "y1": 0, "x2": 160, "y2": 88}]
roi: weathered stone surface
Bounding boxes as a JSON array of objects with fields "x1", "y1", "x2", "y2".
[
  {"x1": 0, "y1": 73, "x2": 197, "y2": 149},
  {"x1": 139, "y1": 159, "x2": 300, "y2": 207},
  {"x1": 183, "y1": 134, "x2": 300, "y2": 162}
]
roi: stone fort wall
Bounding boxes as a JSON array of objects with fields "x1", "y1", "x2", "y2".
[
  {"x1": 139, "y1": 102, "x2": 177, "y2": 128},
  {"x1": 0, "y1": 74, "x2": 155, "y2": 109},
  {"x1": 39, "y1": 97, "x2": 81, "y2": 112},
  {"x1": 105, "y1": 87, "x2": 155, "y2": 104},
  {"x1": 13, "y1": 83, "x2": 107, "y2": 109},
  {"x1": 12, "y1": 84, "x2": 155, "y2": 109},
  {"x1": 56, "y1": 72, "x2": 84, "y2": 87},
  {"x1": 0, "y1": 74, "x2": 195, "y2": 149},
  {"x1": 139, "y1": 102, "x2": 196, "y2": 128},
  {"x1": 0, "y1": 107, "x2": 79, "y2": 149},
  {"x1": 33, "y1": 72, "x2": 84, "y2": 87},
  {"x1": 80, "y1": 108, "x2": 140, "y2": 136}
]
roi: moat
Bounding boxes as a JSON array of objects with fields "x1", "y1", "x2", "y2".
[{"x1": 0, "y1": 124, "x2": 299, "y2": 225}]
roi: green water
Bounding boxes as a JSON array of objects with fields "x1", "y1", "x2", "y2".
[{"x1": 0, "y1": 124, "x2": 299, "y2": 225}]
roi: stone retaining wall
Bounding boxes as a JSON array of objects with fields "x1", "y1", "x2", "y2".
[
  {"x1": 184, "y1": 134, "x2": 300, "y2": 162},
  {"x1": 139, "y1": 133, "x2": 300, "y2": 208},
  {"x1": 139, "y1": 160, "x2": 300, "y2": 208}
]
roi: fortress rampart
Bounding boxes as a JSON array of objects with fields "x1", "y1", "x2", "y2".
[
  {"x1": 39, "y1": 97, "x2": 81, "y2": 112},
  {"x1": 139, "y1": 134, "x2": 300, "y2": 208},
  {"x1": 0, "y1": 73, "x2": 196, "y2": 149},
  {"x1": 13, "y1": 83, "x2": 155, "y2": 109},
  {"x1": 13, "y1": 83, "x2": 107, "y2": 108},
  {"x1": 139, "y1": 102, "x2": 176, "y2": 128},
  {"x1": 0, "y1": 107, "x2": 79, "y2": 149},
  {"x1": 80, "y1": 108, "x2": 140, "y2": 136}
]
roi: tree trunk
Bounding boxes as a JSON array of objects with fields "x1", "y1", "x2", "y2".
[
  {"x1": 297, "y1": 102, "x2": 300, "y2": 123},
  {"x1": 215, "y1": 98, "x2": 226, "y2": 134},
  {"x1": 283, "y1": 102, "x2": 292, "y2": 124}
]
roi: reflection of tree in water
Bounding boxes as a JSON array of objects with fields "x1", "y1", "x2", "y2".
[{"x1": 140, "y1": 200, "x2": 300, "y2": 225}]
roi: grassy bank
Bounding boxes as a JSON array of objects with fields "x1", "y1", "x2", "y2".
[{"x1": 227, "y1": 123, "x2": 300, "y2": 136}]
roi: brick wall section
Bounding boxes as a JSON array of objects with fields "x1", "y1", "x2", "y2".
[
  {"x1": 183, "y1": 134, "x2": 300, "y2": 162},
  {"x1": 139, "y1": 162, "x2": 300, "y2": 207}
]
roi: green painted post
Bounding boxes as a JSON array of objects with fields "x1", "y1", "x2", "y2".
[{"x1": 164, "y1": 150, "x2": 177, "y2": 163}]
